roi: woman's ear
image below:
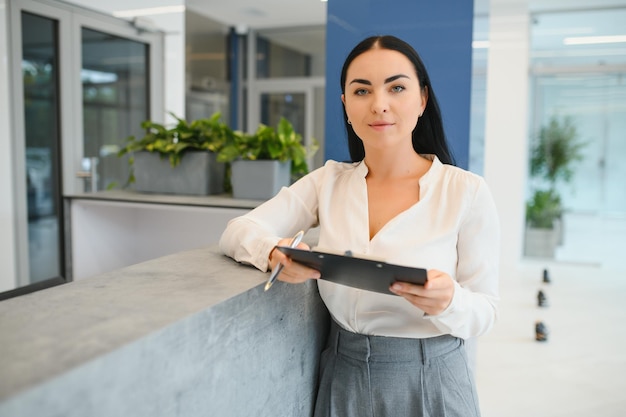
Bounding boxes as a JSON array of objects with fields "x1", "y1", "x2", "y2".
[
  {"x1": 341, "y1": 94, "x2": 346, "y2": 105},
  {"x1": 421, "y1": 86, "x2": 429, "y2": 114}
]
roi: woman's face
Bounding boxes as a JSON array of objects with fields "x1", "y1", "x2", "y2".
[{"x1": 342, "y1": 47, "x2": 427, "y2": 154}]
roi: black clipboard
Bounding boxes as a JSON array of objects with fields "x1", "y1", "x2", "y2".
[{"x1": 276, "y1": 246, "x2": 427, "y2": 296}]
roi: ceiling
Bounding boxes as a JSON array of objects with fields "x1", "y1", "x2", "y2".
[
  {"x1": 66, "y1": 0, "x2": 626, "y2": 30},
  {"x1": 187, "y1": 0, "x2": 626, "y2": 68},
  {"x1": 185, "y1": 0, "x2": 326, "y2": 30},
  {"x1": 66, "y1": 0, "x2": 626, "y2": 64},
  {"x1": 183, "y1": 0, "x2": 626, "y2": 29}
]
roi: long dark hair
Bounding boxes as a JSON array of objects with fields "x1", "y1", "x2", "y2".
[{"x1": 340, "y1": 35, "x2": 455, "y2": 165}]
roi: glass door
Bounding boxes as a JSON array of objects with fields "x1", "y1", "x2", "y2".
[
  {"x1": 260, "y1": 92, "x2": 306, "y2": 135},
  {"x1": 80, "y1": 27, "x2": 151, "y2": 191},
  {"x1": 250, "y1": 79, "x2": 324, "y2": 171},
  {"x1": 70, "y1": 10, "x2": 163, "y2": 194},
  {"x1": 244, "y1": 28, "x2": 326, "y2": 173},
  {"x1": 530, "y1": 72, "x2": 626, "y2": 265},
  {"x1": 20, "y1": 11, "x2": 64, "y2": 285},
  {"x1": 9, "y1": 0, "x2": 72, "y2": 293},
  {"x1": 6, "y1": 0, "x2": 163, "y2": 296},
  {"x1": 532, "y1": 73, "x2": 626, "y2": 214}
]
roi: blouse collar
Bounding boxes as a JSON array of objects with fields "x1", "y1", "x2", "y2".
[{"x1": 354, "y1": 154, "x2": 442, "y2": 183}]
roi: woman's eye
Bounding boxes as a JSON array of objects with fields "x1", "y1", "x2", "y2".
[
  {"x1": 354, "y1": 88, "x2": 368, "y2": 96},
  {"x1": 391, "y1": 85, "x2": 405, "y2": 93}
]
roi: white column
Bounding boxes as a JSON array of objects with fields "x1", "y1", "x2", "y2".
[
  {"x1": 483, "y1": 0, "x2": 530, "y2": 276},
  {"x1": 0, "y1": 0, "x2": 18, "y2": 291},
  {"x1": 151, "y1": 11, "x2": 185, "y2": 125}
]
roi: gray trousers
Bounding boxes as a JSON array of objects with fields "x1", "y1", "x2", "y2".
[{"x1": 313, "y1": 320, "x2": 481, "y2": 417}]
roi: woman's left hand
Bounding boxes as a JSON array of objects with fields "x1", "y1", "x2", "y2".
[{"x1": 389, "y1": 269, "x2": 455, "y2": 315}]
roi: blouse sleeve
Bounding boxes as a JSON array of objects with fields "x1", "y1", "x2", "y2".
[
  {"x1": 219, "y1": 169, "x2": 322, "y2": 272},
  {"x1": 424, "y1": 177, "x2": 501, "y2": 339}
]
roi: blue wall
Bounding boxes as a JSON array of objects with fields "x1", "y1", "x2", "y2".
[{"x1": 324, "y1": 0, "x2": 474, "y2": 169}]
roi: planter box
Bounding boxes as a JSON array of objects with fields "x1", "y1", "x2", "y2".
[
  {"x1": 524, "y1": 226, "x2": 559, "y2": 258},
  {"x1": 133, "y1": 151, "x2": 224, "y2": 196},
  {"x1": 231, "y1": 159, "x2": 291, "y2": 200}
]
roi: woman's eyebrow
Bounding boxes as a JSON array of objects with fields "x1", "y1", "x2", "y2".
[
  {"x1": 349, "y1": 78, "x2": 371, "y2": 85},
  {"x1": 348, "y1": 74, "x2": 410, "y2": 86},
  {"x1": 385, "y1": 74, "x2": 410, "y2": 83}
]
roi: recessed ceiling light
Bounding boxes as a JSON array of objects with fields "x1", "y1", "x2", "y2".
[
  {"x1": 563, "y1": 35, "x2": 626, "y2": 45},
  {"x1": 112, "y1": 5, "x2": 186, "y2": 18}
]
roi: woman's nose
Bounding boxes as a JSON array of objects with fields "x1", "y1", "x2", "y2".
[{"x1": 370, "y1": 93, "x2": 388, "y2": 113}]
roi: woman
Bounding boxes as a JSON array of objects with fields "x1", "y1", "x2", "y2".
[{"x1": 220, "y1": 35, "x2": 500, "y2": 417}]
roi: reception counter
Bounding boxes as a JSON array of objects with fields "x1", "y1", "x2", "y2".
[
  {"x1": 0, "y1": 245, "x2": 330, "y2": 417},
  {"x1": 64, "y1": 190, "x2": 261, "y2": 280}
]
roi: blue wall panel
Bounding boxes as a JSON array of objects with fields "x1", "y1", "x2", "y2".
[{"x1": 324, "y1": 0, "x2": 474, "y2": 169}]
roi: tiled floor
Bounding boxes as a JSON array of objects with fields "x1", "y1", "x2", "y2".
[{"x1": 475, "y1": 259, "x2": 626, "y2": 416}]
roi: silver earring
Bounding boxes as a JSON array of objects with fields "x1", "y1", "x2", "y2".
[{"x1": 347, "y1": 120, "x2": 352, "y2": 125}]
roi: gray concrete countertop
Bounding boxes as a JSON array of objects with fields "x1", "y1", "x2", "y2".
[
  {"x1": 0, "y1": 245, "x2": 266, "y2": 401},
  {"x1": 64, "y1": 189, "x2": 263, "y2": 209}
]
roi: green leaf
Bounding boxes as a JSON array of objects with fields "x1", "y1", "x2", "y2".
[
  {"x1": 526, "y1": 189, "x2": 562, "y2": 228},
  {"x1": 115, "y1": 111, "x2": 318, "y2": 190},
  {"x1": 527, "y1": 115, "x2": 587, "y2": 229}
]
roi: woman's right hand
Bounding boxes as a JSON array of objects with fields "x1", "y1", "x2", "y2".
[{"x1": 268, "y1": 239, "x2": 321, "y2": 284}]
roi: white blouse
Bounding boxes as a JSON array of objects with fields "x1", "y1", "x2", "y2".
[{"x1": 219, "y1": 155, "x2": 500, "y2": 340}]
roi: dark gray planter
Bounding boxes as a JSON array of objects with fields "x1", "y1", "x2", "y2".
[
  {"x1": 133, "y1": 151, "x2": 224, "y2": 195},
  {"x1": 231, "y1": 159, "x2": 291, "y2": 200}
]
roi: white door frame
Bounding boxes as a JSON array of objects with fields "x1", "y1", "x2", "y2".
[
  {"x1": 8, "y1": 0, "x2": 163, "y2": 287},
  {"x1": 9, "y1": 0, "x2": 73, "y2": 286},
  {"x1": 69, "y1": 8, "x2": 163, "y2": 195}
]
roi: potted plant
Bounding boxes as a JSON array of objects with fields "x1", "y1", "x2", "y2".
[
  {"x1": 524, "y1": 115, "x2": 586, "y2": 257},
  {"x1": 217, "y1": 117, "x2": 317, "y2": 200},
  {"x1": 117, "y1": 112, "x2": 231, "y2": 196}
]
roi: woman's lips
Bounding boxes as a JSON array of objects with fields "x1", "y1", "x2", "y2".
[{"x1": 369, "y1": 121, "x2": 393, "y2": 130}]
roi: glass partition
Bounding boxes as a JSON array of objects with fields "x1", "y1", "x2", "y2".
[
  {"x1": 255, "y1": 26, "x2": 325, "y2": 79},
  {"x1": 21, "y1": 11, "x2": 63, "y2": 284},
  {"x1": 527, "y1": 7, "x2": 626, "y2": 265},
  {"x1": 260, "y1": 92, "x2": 306, "y2": 132},
  {"x1": 469, "y1": 14, "x2": 489, "y2": 176},
  {"x1": 81, "y1": 28, "x2": 150, "y2": 191},
  {"x1": 246, "y1": 26, "x2": 326, "y2": 171},
  {"x1": 185, "y1": 10, "x2": 230, "y2": 122}
]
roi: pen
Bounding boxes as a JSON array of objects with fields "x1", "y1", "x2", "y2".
[{"x1": 264, "y1": 230, "x2": 305, "y2": 292}]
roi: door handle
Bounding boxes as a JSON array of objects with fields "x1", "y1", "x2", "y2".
[{"x1": 76, "y1": 157, "x2": 99, "y2": 192}]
